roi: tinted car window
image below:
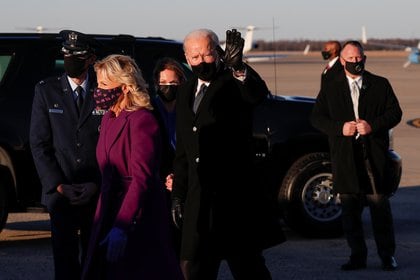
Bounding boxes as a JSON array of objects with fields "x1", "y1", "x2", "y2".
[{"x1": 0, "y1": 55, "x2": 12, "y2": 82}]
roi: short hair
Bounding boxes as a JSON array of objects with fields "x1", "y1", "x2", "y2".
[
  {"x1": 326, "y1": 40, "x2": 342, "y2": 55},
  {"x1": 341, "y1": 40, "x2": 364, "y2": 56},
  {"x1": 153, "y1": 57, "x2": 187, "y2": 86},
  {"x1": 94, "y1": 54, "x2": 152, "y2": 111},
  {"x1": 183, "y1": 29, "x2": 219, "y2": 52}
]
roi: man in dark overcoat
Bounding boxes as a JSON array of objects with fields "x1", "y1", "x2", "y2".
[
  {"x1": 311, "y1": 40, "x2": 402, "y2": 271},
  {"x1": 320, "y1": 40, "x2": 343, "y2": 89},
  {"x1": 171, "y1": 28, "x2": 274, "y2": 280},
  {"x1": 30, "y1": 30, "x2": 102, "y2": 280}
]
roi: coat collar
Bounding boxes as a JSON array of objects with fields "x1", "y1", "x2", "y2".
[
  {"x1": 187, "y1": 68, "x2": 230, "y2": 117},
  {"x1": 59, "y1": 72, "x2": 97, "y2": 127},
  {"x1": 100, "y1": 110, "x2": 130, "y2": 159}
]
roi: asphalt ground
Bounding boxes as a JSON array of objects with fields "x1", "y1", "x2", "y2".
[{"x1": 1, "y1": 51, "x2": 419, "y2": 279}]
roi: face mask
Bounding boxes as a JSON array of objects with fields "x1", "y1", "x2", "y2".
[
  {"x1": 344, "y1": 60, "x2": 365, "y2": 75},
  {"x1": 191, "y1": 62, "x2": 217, "y2": 81},
  {"x1": 94, "y1": 86, "x2": 123, "y2": 110},
  {"x1": 321, "y1": 51, "x2": 331, "y2": 60},
  {"x1": 64, "y1": 56, "x2": 88, "y2": 78},
  {"x1": 157, "y1": 85, "x2": 178, "y2": 102}
]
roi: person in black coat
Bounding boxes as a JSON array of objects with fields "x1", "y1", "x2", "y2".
[
  {"x1": 171, "y1": 28, "x2": 274, "y2": 280},
  {"x1": 30, "y1": 30, "x2": 102, "y2": 280},
  {"x1": 320, "y1": 40, "x2": 343, "y2": 89},
  {"x1": 151, "y1": 57, "x2": 187, "y2": 191},
  {"x1": 311, "y1": 41, "x2": 402, "y2": 271},
  {"x1": 151, "y1": 57, "x2": 187, "y2": 257}
]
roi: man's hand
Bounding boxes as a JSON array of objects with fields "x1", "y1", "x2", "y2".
[
  {"x1": 71, "y1": 183, "x2": 98, "y2": 205},
  {"x1": 100, "y1": 227, "x2": 127, "y2": 262},
  {"x1": 342, "y1": 121, "x2": 357, "y2": 136},
  {"x1": 356, "y1": 119, "x2": 372, "y2": 135},
  {"x1": 171, "y1": 198, "x2": 184, "y2": 229},
  {"x1": 217, "y1": 29, "x2": 245, "y2": 71}
]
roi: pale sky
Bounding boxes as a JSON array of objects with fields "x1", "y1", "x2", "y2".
[{"x1": 1, "y1": 0, "x2": 419, "y2": 42}]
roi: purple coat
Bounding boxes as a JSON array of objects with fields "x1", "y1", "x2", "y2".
[{"x1": 82, "y1": 109, "x2": 183, "y2": 280}]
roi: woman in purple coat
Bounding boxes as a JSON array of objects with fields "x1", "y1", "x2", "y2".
[{"x1": 82, "y1": 54, "x2": 183, "y2": 280}]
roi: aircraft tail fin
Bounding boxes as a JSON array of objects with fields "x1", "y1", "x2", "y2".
[
  {"x1": 243, "y1": 25, "x2": 255, "y2": 53},
  {"x1": 303, "y1": 44, "x2": 310, "y2": 55},
  {"x1": 361, "y1": 26, "x2": 368, "y2": 44}
]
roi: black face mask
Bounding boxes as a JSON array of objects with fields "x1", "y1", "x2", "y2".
[
  {"x1": 191, "y1": 62, "x2": 217, "y2": 81},
  {"x1": 344, "y1": 60, "x2": 365, "y2": 75},
  {"x1": 64, "y1": 56, "x2": 88, "y2": 78},
  {"x1": 157, "y1": 85, "x2": 178, "y2": 102},
  {"x1": 321, "y1": 51, "x2": 331, "y2": 60}
]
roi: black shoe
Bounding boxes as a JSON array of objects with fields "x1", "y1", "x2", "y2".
[
  {"x1": 381, "y1": 256, "x2": 398, "y2": 271},
  {"x1": 341, "y1": 260, "x2": 367, "y2": 271}
]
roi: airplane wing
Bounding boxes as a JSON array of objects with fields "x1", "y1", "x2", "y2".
[{"x1": 243, "y1": 53, "x2": 288, "y2": 63}]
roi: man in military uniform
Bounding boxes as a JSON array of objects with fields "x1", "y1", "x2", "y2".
[{"x1": 30, "y1": 30, "x2": 101, "y2": 280}]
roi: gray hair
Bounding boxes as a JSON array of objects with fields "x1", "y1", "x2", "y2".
[{"x1": 183, "y1": 29, "x2": 220, "y2": 52}]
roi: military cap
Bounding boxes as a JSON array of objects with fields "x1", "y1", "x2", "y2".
[{"x1": 60, "y1": 30, "x2": 95, "y2": 55}]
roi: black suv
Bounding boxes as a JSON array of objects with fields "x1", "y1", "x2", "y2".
[{"x1": 0, "y1": 33, "x2": 402, "y2": 237}]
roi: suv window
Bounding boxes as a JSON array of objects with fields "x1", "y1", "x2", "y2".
[{"x1": 0, "y1": 55, "x2": 12, "y2": 82}]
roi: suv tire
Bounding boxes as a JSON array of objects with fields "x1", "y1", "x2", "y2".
[
  {"x1": 279, "y1": 152, "x2": 343, "y2": 237},
  {"x1": 0, "y1": 167, "x2": 11, "y2": 232}
]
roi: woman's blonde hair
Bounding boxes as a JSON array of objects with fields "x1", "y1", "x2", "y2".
[{"x1": 94, "y1": 54, "x2": 152, "y2": 113}]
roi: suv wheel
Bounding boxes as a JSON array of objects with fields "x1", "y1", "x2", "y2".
[{"x1": 279, "y1": 152, "x2": 343, "y2": 237}]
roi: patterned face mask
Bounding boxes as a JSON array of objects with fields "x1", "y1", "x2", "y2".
[{"x1": 93, "y1": 86, "x2": 123, "y2": 110}]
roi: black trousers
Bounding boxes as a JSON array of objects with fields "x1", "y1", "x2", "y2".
[
  {"x1": 340, "y1": 193, "x2": 396, "y2": 261},
  {"x1": 180, "y1": 249, "x2": 272, "y2": 280},
  {"x1": 49, "y1": 199, "x2": 95, "y2": 280}
]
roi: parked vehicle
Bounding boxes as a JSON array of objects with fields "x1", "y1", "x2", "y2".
[
  {"x1": 0, "y1": 33, "x2": 402, "y2": 237},
  {"x1": 253, "y1": 95, "x2": 402, "y2": 236}
]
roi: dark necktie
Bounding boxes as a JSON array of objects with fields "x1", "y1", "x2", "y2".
[
  {"x1": 193, "y1": 84, "x2": 207, "y2": 113},
  {"x1": 75, "y1": 86, "x2": 84, "y2": 114}
]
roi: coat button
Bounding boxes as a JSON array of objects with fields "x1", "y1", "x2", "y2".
[
  {"x1": 76, "y1": 142, "x2": 82, "y2": 147},
  {"x1": 192, "y1": 126, "x2": 197, "y2": 132},
  {"x1": 76, "y1": 158, "x2": 82, "y2": 164},
  {"x1": 195, "y1": 157, "x2": 200, "y2": 163}
]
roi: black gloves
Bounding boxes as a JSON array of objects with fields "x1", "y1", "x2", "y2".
[
  {"x1": 71, "y1": 183, "x2": 98, "y2": 205},
  {"x1": 60, "y1": 184, "x2": 80, "y2": 202},
  {"x1": 217, "y1": 29, "x2": 245, "y2": 71},
  {"x1": 171, "y1": 198, "x2": 184, "y2": 229},
  {"x1": 59, "y1": 183, "x2": 98, "y2": 205}
]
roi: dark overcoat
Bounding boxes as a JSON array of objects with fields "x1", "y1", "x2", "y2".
[
  {"x1": 30, "y1": 72, "x2": 101, "y2": 209},
  {"x1": 311, "y1": 70, "x2": 402, "y2": 194},
  {"x1": 321, "y1": 58, "x2": 344, "y2": 89},
  {"x1": 172, "y1": 65, "x2": 271, "y2": 260},
  {"x1": 82, "y1": 109, "x2": 183, "y2": 280}
]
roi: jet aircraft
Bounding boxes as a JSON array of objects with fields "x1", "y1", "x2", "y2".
[
  {"x1": 221, "y1": 25, "x2": 310, "y2": 63},
  {"x1": 362, "y1": 26, "x2": 420, "y2": 68}
]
